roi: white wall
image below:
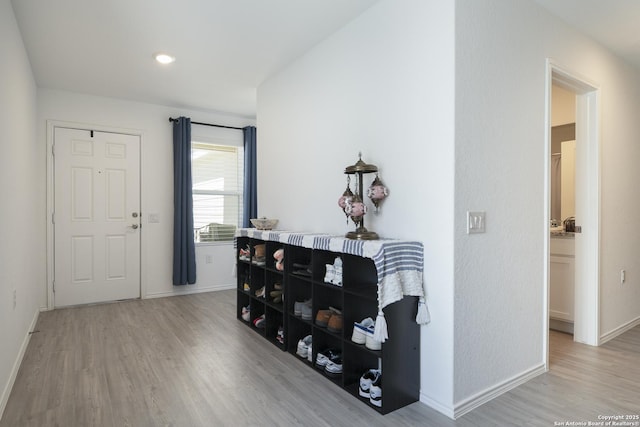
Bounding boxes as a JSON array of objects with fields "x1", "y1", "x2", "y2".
[
  {"x1": 0, "y1": 0, "x2": 43, "y2": 416},
  {"x1": 38, "y1": 89, "x2": 254, "y2": 304},
  {"x1": 454, "y1": 0, "x2": 640, "y2": 410},
  {"x1": 257, "y1": 0, "x2": 456, "y2": 416}
]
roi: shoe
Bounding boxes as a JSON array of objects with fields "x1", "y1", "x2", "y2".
[
  {"x1": 315, "y1": 310, "x2": 331, "y2": 328},
  {"x1": 296, "y1": 335, "x2": 312, "y2": 358},
  {"x1": 351, "y1": 317, "x2": 375, "y2": 344},
  {"x1": 331, "y1": 257, "x2": 343, "y2": 286},
  {"x1": 324, "y1": 355, "x2": 343, "y2": 377},
  {"x1": 239, "y1": 246, "x2": 250, "y2": 261},
  {"x1": 273, "y1": 249, "x2": 285, "y2": 271},
  {"x1": 272, "y1": 294, "x2": 282, "y2": 304},
  {"x1": 301, "y1": 301, "x2": 313, "y2": 321},
  {"x1": 294, "y1": 301, "x2": 303, "y2": 317},
  {"x1": 277, "y1": 326, "x2": 284, "y2": 345},
  {"x1": 241, "y1": 305, "x2": 250, "y2": 322},
  {"x1": 243, "y1": 282, "x2": 250, "y2": 292},
  {"x1": 253, "y1": 314, "x2": 265, "y2": 328},
  {"x1": 292, "y1": 262, "x2": 312, "y2": 277},
  {"x1": 369, "y1": 373, "x2": 382, "y2": 407},
  {"x1": 316, "y1": 307, "x2": 340, "y2": 328},
  {"x1": 269, "y1": 290, "x2": 282, "y2": 298},
  {"x1": 327, "y1": 313, "x2": 343, "y2": 334},
  {"x1": 365, "y1": 328, "x2": 382, "y2": 351},
  {"x1": 294, "y1": 299, "x2": 311, "y2": 318},
  {"x1": 315, "y1": 348, "x2": 341, "y2": 369},
  {"x1": 307, "y1": 342, "x2": 313, "y2": 363},
  {"x1": 254, "y1": 244, "x2": 265, "y2": 258},
  {"x1": 315, "y1": 352, "x2": 329, "y2": 368},
  {"x1": 273, "y1": 282, "x2": 282, "y2": 290},
  {"x1": 324, "y1": 264, "x2": 335, "y2": 284},
  {"x1": 255, "y1": 286, "x2": 265, "y2": 298},
  {"x1": 359, "y1": 369, "x2": 381, "y2": 398}
]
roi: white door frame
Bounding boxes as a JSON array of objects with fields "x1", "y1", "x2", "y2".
[
  {"x1": 46, "y1": 120, "x2": 145, "y2": 310},
  {"x1": 544, "y1": 60, "x2": 601, "y2": 367}
]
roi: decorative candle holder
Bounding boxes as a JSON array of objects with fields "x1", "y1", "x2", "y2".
[{"x1": 341, "y1": 153, "x2": 387, "y2": 240}]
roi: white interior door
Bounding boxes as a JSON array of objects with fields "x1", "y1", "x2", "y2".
[{"x1": 54, "y1": 127, "x2": 141, "y2": 307}]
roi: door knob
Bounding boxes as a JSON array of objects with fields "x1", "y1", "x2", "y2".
[{"x1": 131, "y1": 224, "x2": 139, "y2": 229}]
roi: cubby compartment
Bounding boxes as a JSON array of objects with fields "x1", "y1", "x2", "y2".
[
  {"x1": 249, "y1": 264, "x2": 265, "y2": 298},
  {"x1": 236, "y1": 233, "x2": 421, "y2": 415},
  {"x1": 265, "y1": 306, "x2": 285, "y2": 350},
  {"x1": 312, "y1": 250, "x2": 343, "y2": 286},
  {"x1": 343, "y1": 343, "x2": 381, "y2": 406},
  {"x1": 312, "y1": 284, "x2": 344, "y2": 338},
  {"x1": 342, "y1": 254, "x2": 378, "y2": 297},
  {"x1": 288, "y1": 245, "x2": 312, "y2": 279},
  {"x1": 312, "y1": 329, "x2": 343, "y2": 385},
  {"x1": 288, "y1": 275, "x2": 312, "y2": 319},
  {"x1": 237, "y1": 262, "x2": 251, "y2": 294},
  {"x1": 288, "y1": 316, "x2": 313, "y2": 363},
  {"x1": 265, "y1": 241, "x2": 285, "y2": 272},
  {"x1": 248, "y1": 301, "x2": 266, "y2": 334},
  {"x1": 237, "y1": 292, "x2": 251, "y2": 324},
  {"x1": 251, "y1": 241, "x2": 266, "y2": 266},
  {"x1": 343, "y1": 292, "x2": 379, "y2": 351},
  {"x1": 265, "y1": 270, "x2": 284, "y2": 309}
]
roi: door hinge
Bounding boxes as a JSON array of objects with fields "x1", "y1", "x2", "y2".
[
  {"x1": 52, "y1": 281, "x2": 55, "y2": 293},
  {"x1": 51, "y1": 144, "x2": 55, "y2": 156}
]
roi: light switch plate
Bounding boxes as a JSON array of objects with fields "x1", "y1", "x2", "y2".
[
  {"x1": 467, "y1": 211, "x2": 486, "y2": 234},
  {"x1": 148, "y1": 213, "x2": 160, "y2": 223}
]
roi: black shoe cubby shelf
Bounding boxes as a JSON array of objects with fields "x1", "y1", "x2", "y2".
[{"x1": 235, "y1": 230, "x2": 423, "y2": 414}]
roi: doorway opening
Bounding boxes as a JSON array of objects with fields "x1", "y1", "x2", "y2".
[{"x1": 545, "y1": 61, "x2": 601, "y2": 368}]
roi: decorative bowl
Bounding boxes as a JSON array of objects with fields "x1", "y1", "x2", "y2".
[{"x1": 250, "y1": 218, "x2": 278, "y2": 230}]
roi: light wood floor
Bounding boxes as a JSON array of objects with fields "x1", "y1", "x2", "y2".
[{"x1": 2, "y1": 290, "x2": 639, "y2": 426}]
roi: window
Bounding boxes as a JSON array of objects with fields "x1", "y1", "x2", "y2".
[{"x1": 192, "y1": 141, "x2": 244, "y2": 242}]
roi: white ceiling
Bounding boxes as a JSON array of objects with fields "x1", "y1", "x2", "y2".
[
  {"x1": 11, "y1": 1, "x2": 640, "y2": 118},
  {"x1": 10, "y1": 0, "x2": 379, "y2": 117},
  {"x1": 533, "y1": 0, "x2": 640, "y2": 70}
]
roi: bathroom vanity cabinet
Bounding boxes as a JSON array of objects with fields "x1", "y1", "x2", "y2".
[{"x1": 549, "y1": 235, "x2": 575, "y2": 333}]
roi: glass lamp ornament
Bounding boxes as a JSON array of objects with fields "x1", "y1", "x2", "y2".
[
  {"x1": 344, "y1": 193, "x2": 367, "y2": 225},
  {"x1": 337, "y1": 176, "x2": 354, "y2": 223},
  {"x1": 367, "y1": 174, "x2": 389, "y2": 212}
]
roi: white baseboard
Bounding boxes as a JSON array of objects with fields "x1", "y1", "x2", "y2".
[
  {"x1": 144, "y1": 283, "x2": 235, "y2": 299},
  {"x1": 600, "y1": 315, "x2": 640, "y2": 344},
  {"x1": 419, "y1": 393, "x2": 455, "y2": 419},
  {"x1": 0, "y1": 309, "x2": 40, "y2": 419},
  {"x1": 453, "y1": 363, "x2": 546, "y2": 419}
]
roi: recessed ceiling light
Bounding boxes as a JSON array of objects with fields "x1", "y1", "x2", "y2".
[{"x1": 154, "y1": 52, "x2": 175, "y2": 65}]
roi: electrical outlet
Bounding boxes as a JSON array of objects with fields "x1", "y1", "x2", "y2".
[{"x1": 467, "y1": 211, "x2": 486, "y2": 234}]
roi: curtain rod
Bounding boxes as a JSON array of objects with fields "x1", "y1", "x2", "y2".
[{"x1": 168, "y1": 117, "x2": 243, "y2": 131}]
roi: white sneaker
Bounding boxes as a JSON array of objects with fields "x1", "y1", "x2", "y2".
[
  {"x1": 365, "y1": 329, "x2": 382, "y2": 351},
  {"x1": 296, "y1": 335, "x2": 312, "y2": 358},
  {"x1": 369, "y1": 375, "x2": 382, "y2": 407},
  {"x1": 351, "y1": 317, "x2": 375, "y2": 345},
  {"x1": 325, "y1": 359, "x2": 343, "y2": 376},
  {"x1": 359, "y1": 369, "x2": 380, "y2": 398},
  {"x1": 324, "y1": 264, "x2": 335, "y2": 283},
  {"x1": 241, "y1": 305, "x2": 250, "y2": 322},
  {"x1": 307, "y1": 342, "x2": 313, "y2": 363}
]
